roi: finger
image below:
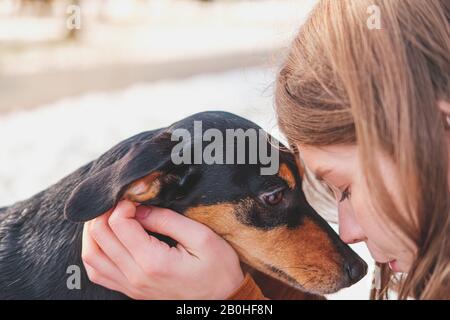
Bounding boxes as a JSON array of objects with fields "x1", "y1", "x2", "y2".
[
  {"x1": 82, "y1": 222, "x2": 131, "y2": 287},
  {"x1": 135, "y1": 205, "x2": 219, "y2": 254},
  {"x1": 84, "y1": 262, "x2": 128, "y2": 294},
  {"x1": 87, "y1": 207, "x2": 146, "y2": 283},
  {"x1": 108, "y1": 201, "x2": 175, "y2": 273}
]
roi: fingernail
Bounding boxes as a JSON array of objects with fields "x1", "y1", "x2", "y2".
[{"x1": 136, "y1": 207, "x2": 151, "y2": 219}]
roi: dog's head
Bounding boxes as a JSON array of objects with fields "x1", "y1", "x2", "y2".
[{"x1": 65, "y1": 111, "x2": 367, "y2": 295}]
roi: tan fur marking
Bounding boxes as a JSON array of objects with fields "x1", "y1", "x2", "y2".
[
  {"x1": 123, "y1": 172, "x2": 162, "y2": 202},
  {"x1": 279, "y1": 163, "x2": 296, "y2": 189},
  {"x1": 185, "y1": 200, "x2": 346, "y2": 294}
]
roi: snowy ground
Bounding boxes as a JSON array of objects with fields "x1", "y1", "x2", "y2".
[{"x1": 0, "y1": 66, "x2": 374, "y2": 299}]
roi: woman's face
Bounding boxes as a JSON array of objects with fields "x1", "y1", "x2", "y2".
[{"x1": 298, "y1": 144, "x2": 417, "y2": 273}]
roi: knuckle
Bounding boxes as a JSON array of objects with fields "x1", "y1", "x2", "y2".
[
  {"x1": 81, "y1": 248, "x2": 97, "y2": 266},
  {"x1": 153, "y1": 214, "x2": 170, "y2": 231},
  {"x1": 128, "y1": 275, "x2": 144, "y2": 289},
  {"x1": 86, "y1": 268, "x2": 102, "y2": 284},
  {"x1": 159, "y1": 208, "x2": 175, "y2": 216},
  {"x1": 90, "y1": 219, "x2": 105, "y2": 239},
  {"x1": 81, "y1": 252, "x2": 92, "y2": 265},
  {"x1": 142, "y1": 260, "x2": 159, "y2": 276},
  {"x1": 197, "y1": 236, "x2": 209, "y2": 247},
  {"x1": 140, "y1": 260, "x2": 155, "y2": 276},
  {"x1": 108, "y1": 213, "x2": 121, "y2": 228},
  {"x1": 140, "y1": 255, "x2": 168, "y2": 277},
  {"x1": 197, "y1": 229, "x2": 216, "y2": 246}
]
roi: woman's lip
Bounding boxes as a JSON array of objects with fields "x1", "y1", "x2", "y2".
[{"x1": 388, "y1": 260, "x2": 400, "y2": 272}]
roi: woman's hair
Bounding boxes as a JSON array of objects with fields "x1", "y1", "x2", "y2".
[{"x1": 275, "y1": 0, "x2": 450, "y2": 299}]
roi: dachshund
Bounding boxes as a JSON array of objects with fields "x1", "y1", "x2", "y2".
[{"x1": 0, "y1": 111, "x2": 367, "y2": 299}]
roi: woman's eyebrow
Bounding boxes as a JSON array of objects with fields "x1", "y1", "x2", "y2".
[{"x1": 314, "y1": 167, "x2": 332, "y2": 181}]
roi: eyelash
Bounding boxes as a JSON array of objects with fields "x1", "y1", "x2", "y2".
[{"x1": 339, "y1": 187, "x2": 351, "y2": 202}]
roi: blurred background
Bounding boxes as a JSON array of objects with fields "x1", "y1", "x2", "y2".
[{"x1": 0, "y1": 0, "x2": 374, "y2": 299}]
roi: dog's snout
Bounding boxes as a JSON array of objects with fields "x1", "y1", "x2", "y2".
[{"x1": 344, "y1": 257, "x2": 368, "y2": 285}]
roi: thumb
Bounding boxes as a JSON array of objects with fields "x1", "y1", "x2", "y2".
[{"x1": 136, "y1": 206, "x2": 218, "y2": 254}]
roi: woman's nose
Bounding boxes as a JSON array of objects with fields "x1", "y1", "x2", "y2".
[{"x1": 338, "y1": 201, "x2": 366, "y2": 244}]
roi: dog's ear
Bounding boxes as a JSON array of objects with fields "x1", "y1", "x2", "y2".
[{"x1": 64, "y1": 136, "x2": 191, "y2": 222}]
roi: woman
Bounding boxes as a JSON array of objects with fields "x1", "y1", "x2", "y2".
[{"x1": 81, "y1": 0, "x2": 449, "y2": 299}]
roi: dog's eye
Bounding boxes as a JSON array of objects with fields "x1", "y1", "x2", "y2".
[{"x1": 262, "y1": 190, "x2": 284, "y2": 206}]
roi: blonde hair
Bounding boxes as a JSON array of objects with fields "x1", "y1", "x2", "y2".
[{"x1": 275, "y1": 0, "x2": 450, "y2": 299}]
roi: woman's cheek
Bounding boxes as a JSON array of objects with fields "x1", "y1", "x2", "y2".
[
  {"x1": 352, "y1": 189, "x2": 417, "y2": 268},
  {"x1": 350, "y1": 190, "x2": 396, "y2": 256}
]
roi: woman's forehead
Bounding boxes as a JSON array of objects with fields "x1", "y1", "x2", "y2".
[{"x1": 297, "y1": 144, "x2": 357, "y2": 171}]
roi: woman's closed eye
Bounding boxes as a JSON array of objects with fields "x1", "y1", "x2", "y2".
[
  {"x1": 339, "y1": 187, "x2": 351, "y2": 202},
  {"x1": 321, "y1": 181, "x2": 351, "y2": 203}
]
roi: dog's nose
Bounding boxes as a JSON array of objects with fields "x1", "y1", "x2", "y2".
[{"x1": 344, "y1": 258, "x2": 368, "y2": 284}]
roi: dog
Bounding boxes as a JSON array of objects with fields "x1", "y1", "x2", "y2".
[{"x1": 0, "y1": 111, "x2": 367, "y2": 299}]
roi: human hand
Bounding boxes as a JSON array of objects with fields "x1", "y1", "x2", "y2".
[{"x1": 81, "y1": 200, "x2": 244, "y2": 299}]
